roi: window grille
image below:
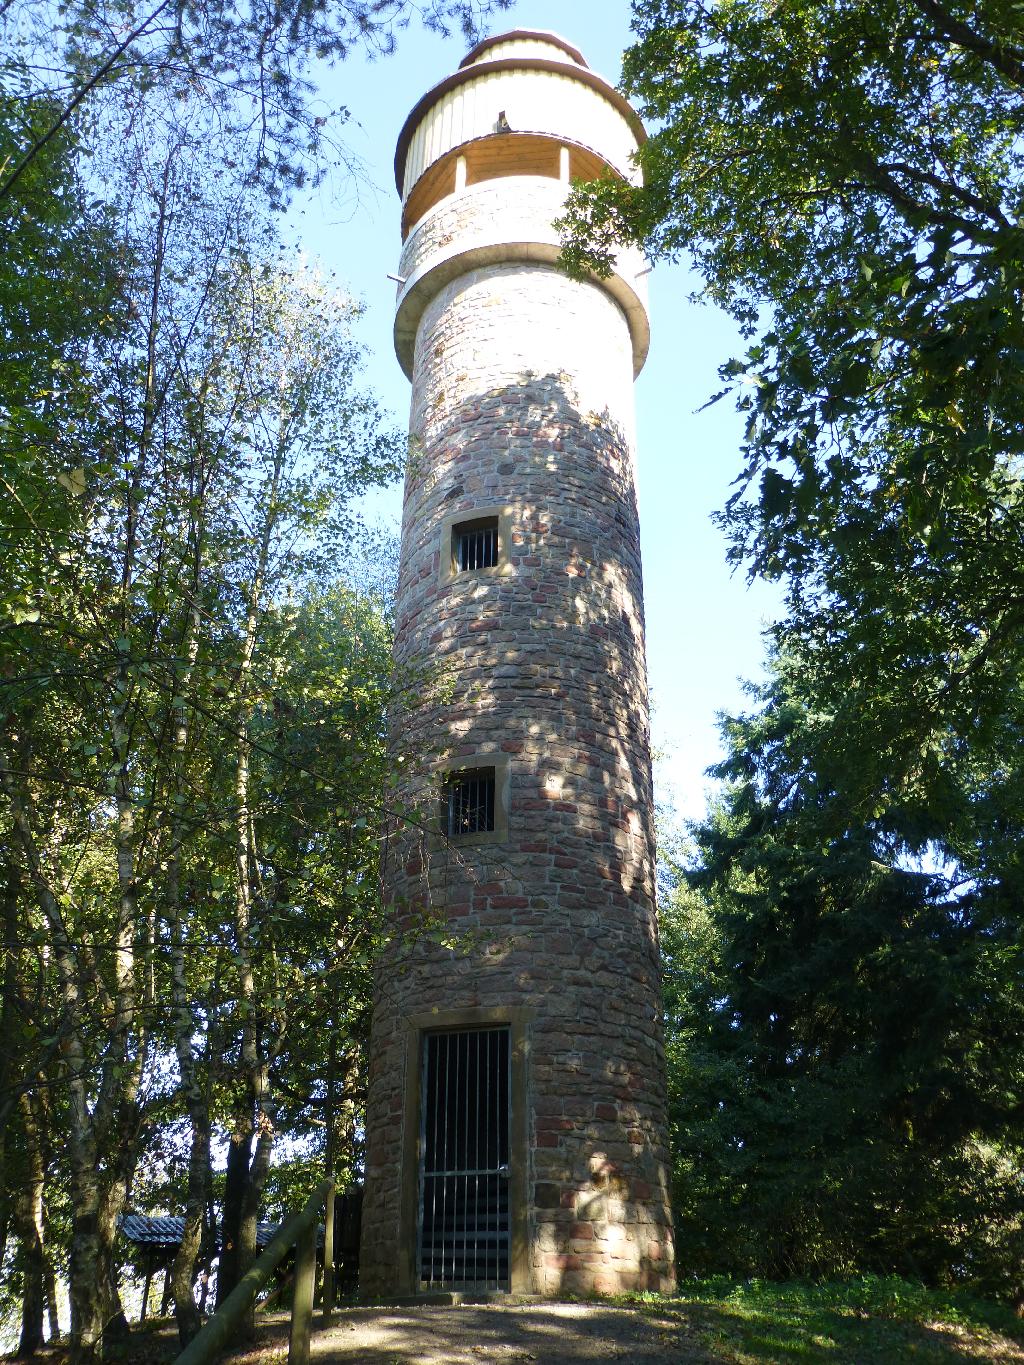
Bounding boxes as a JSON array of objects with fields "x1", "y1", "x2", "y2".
[
  {"x1": 446, "y1": 768, "x2": 495, "y2": 837},
  {"x1": 454, "y1": 517, "x2": 499, "y2": 572},
  {"x1": 418, "y1": 1027, "x2": 511, "y2": 1289}
]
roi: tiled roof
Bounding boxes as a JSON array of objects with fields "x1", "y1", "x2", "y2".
[{"x1": 118, "y1": 1215, "x2": 282, "y2": 1248}]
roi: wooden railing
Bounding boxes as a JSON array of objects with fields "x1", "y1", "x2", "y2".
[{"x1": 174, "y1": 1178, "x2": 336, "y2": 1365}]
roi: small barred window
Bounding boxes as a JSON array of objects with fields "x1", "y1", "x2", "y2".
[
  {"x1": 454, "y1": 517, "x2": 499, "y2": 573},
  {"x1": 446, "y1": 768, "x2": 496, "y2": 837}
]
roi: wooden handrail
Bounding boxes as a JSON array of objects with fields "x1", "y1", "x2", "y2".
[{"x1": 174, "y1": 1178, "x2": 334, "y2": 1365}]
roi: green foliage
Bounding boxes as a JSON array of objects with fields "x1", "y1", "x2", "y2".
[
  {"x1": 0, "y1": 0, "x2": 510, "y2": 1346},
  {"x1": 563, "y1": 0, "x2": 1024, "y2": 834},
  {"x1": 630, "y1": 1276, "x2": 1024, "y2": 1362},
  {"x1": 0, "y1": 67, "x2": 405, "y2": 1349},
  {"x1": 660, "y1": 672, "x2": 1024, "y2": 1299},
  {"x1": 0, "y1": 94, "x2": 121, "y2": 629},
  {"x1": 2, "y1": 0, "x2": 511, "y2": 205}
]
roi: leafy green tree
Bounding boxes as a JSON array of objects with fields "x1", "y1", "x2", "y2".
[
  {"x1": 0, "y1": 95, "x2": 124, "y2": 1358},
  {"x1": 1, "y1": 0, "x2": 510, "y2": 206},
  {"x1": 0, "y1": 92, "x2": 121, "y2": 630},
  {"x1": 0, "y1": 110, "x2": 403, "y2": 1352},
  {"x1": 561, "y1": 5, "x2": 1024, "y2": 1292},
  {"x1": 562, "y1": 0, "x2": 1024, "y2": 828},
  {"x1": 662, "y1": 669, "x2": 1024, "y2": 1297},
  {"x1": 0, "y1": 0, "x2": 511, "y2": 1354},
  {"x1": 1, "y1": 0, "x2": 481, "y2": 1348}
]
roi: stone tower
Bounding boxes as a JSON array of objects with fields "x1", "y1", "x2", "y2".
[{"x1": 359, "y1": 30, "x2": 675, "y2": 1298}]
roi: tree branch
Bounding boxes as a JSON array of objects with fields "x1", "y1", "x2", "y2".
[
  {"x1": 909, "y1": 0, "x2": 1024, "y2": 90},
  {"x1": 876, "y1": 158, "x2": 1012, "y2": 231},
  {"x1": 0, "y1": 0, "x2": 176, "y2": 205}
]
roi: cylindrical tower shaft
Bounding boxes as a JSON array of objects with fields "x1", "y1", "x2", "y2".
[{"x1": 360, "y1": 30, "x2": 675, "y2": 1298}]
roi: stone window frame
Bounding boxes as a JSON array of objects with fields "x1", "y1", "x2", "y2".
[
  {"x1": 399, "y1": 1005, "x2": 532, "y2": 1295},
  {"x1": 434, "y1": 751, "x2": 511, "y2": 848},
  {"x1": 439, "y1": 503, "x2": 514, "y2": 587}
]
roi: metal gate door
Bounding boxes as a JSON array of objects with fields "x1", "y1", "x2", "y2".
[{"x1": 418, "y1": 1026, "x2": 510, "y2": 1289}]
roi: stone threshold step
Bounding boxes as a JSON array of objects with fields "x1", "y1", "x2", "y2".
[{"x1": 359, "y1": 1291, "x2": 546, "y2": 1307}]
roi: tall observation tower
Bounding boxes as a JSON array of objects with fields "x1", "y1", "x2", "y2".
[{"x1": 359, "y1": 30, "x2": 675, "y2": 1298}]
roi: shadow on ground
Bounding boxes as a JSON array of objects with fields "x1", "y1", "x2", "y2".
[
  {"x1": 215, "y1": 1298, "x2": 1024, "y2": 1365},
  {"x1": 223, "y1": 1303, "x2": 711, "y2": 1365},
  {"x1": 13, "y1": 1296, "x2": 1022, "y2": 1364}
]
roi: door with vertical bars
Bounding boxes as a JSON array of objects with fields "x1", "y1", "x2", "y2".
[{"x1": 418, "y1": 1026, "x2": 511, "y2": 1289}]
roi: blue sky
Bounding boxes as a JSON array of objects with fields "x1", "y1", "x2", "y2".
[{"x1": 291, "y1": 0, "x2": 781, "y2": 825}]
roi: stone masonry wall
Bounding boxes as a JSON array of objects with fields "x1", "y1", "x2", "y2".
[
  {"x1": 397, "y1": 177, "x2": 648, "y2": 310},
  {"x1": 360, "y1": 255, "x2": 675, "y2": 1297}
]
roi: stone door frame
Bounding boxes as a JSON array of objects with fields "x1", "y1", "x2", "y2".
[{"x1": 399, "y1": 1005, "x2": 532, "y2": 1294}]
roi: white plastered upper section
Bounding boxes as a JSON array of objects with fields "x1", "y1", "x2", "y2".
[{"x1": 401, "y1": 67, "x2": 641, "y2": 199}]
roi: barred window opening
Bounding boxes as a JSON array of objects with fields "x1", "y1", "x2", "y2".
[
  {"x1": 446, "y1": 768, "x2": 496, "y2": 837},
  {"x1": 454, "y1": 517, "x2": 499, "y2": 573}
]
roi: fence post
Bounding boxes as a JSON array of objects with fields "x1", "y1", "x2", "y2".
[
  {"x1": 288, "y1": 1218, "x2": 317, "y2": 1365},
  {"x1": 321, "y1": 1182, "x2": 336, "y2": 1328},
  {"x1": 174, "y1": 1179, "x2": 332, "y2": 1365}
]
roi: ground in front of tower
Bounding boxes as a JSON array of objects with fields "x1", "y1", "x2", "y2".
[{"x1": 207, "y1": 1302, "x2": 714, "y2": 1363}]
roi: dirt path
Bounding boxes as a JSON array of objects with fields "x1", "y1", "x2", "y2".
[
  {"x1": 13, "y1": 1297, "x2": 1024, "y2": 1364},
  {"x1": 222, "y1": 1303, "x2": 714, "y2": 1365}
]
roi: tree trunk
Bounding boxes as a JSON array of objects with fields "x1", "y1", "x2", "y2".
[
  {"x1": 0, "y1": 865, "x2": 18, "y2": 1250},
  {"x1": 222, "y1": 436, "x2": 287, "y2": 1315},
  {"x1": 16, "y1": 1239, "x2": 45, "y2": 1357},
  {"x1": 14, "y1": 1092, "x2": 45, "y2": 1357},
  {"x1": 1, "y1": 758, "x2": 102, "y2": 1365},
  {"x1": 97, "y1": 1184, "x2": 131, "y2": 1349},
  {"x1": 237, "y1": 1087, "x2": 275, "y2": 1294},
  {"x1": 2, "y1": 730, "x2": 146, "y2": 1365},
  {"x1": 13, "y1": 1081, "x2": 57, "y2": 1359},
  {"x1": 215, "y1": 1122, "x2": 252, "y2": 1308},
  {"x1": 169, "y1": 1101, "x2": 209, "y2": 1343},
  {"x1": 68, "y1": 1202, "x2": 104, "y2": 1364},
  {"x1": 165, "y1": 597, "x2": 211, "y2": 1347},
  {"x1": 43, "y1": 1245, "x2": 60, "y2": 1342},
  {"x1": 198, "y1": 1182, "x2": 217, "y2": 1314}
]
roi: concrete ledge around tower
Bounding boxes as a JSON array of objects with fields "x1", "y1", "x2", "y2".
[{"x1": 394, "y1": 242, "x2": 650, "y2": 381}]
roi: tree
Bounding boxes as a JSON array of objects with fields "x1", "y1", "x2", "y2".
[
  {"x1": 561, "y1": 0, "x2": 1024, "y2": 830},
  {"x1": 0, "y1": 110, "x2": 403, "y2": 1353},
  {"x1": 0, "y1": 95, "x2": 125, "y2": 1357},
  {"x1": 0, "y1": 0, "x2": 511, "y2": 206},
  {"x1": 0, "y1": 0, "x2": 504, "y2": 1351},
  {"x1": 561, "y1": 10, "x2": 1024, "y2": 1289},
  {"x1": 0, "y1": 90, "x2": 121, "y2": 628},
  {"x1": 661, "y1": 667, "x2": 1024, "y2": 1298}
]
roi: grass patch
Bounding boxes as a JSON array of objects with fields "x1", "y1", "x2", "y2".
[{"x1": 629, "y1": 1275, "x2": 1024, "y2": 1362}]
